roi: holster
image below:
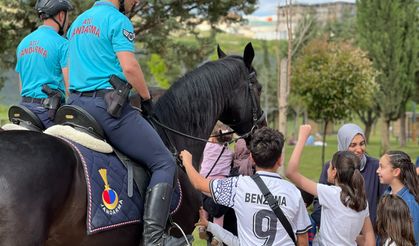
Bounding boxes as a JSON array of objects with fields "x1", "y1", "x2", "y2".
[
  {"x1": 41, "y1": 84, "x2": 62, "y2": 121},
  {"x1": 104, "y1": 75, "x2": 132, "y2": 118}
]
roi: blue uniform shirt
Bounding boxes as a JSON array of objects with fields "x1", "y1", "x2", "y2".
[
  {"x1": 67, "y1": 1, "x2": 135, "y2": 92},
  {"x1": 15, "y1": 25, "x2": 68, "y2": 98}
]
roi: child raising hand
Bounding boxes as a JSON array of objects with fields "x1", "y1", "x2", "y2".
[{"x1": 286, "y1": 125, "x2": 375, "y2": 246}]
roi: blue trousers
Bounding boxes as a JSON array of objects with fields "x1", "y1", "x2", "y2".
[
  {"x1": 67, "y1": 93, "x2": 176, "y2": 188},
  {"x1": 20, "y1": 102, "x2": 54, "y2": 129}
]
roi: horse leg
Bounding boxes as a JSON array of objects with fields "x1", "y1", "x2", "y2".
[{"x1": 170, "y1": 170, "x2": 201, "y2": 238}]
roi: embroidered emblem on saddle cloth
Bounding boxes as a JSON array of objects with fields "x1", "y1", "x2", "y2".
[{"x1": 58, "y1": 138, "x2": 182, "y2": 235}]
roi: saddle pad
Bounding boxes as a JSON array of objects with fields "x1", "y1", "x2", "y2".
[
  {"x1": 45, "y1": 125, "x2": 113, "y2": 153},
  {"x1": 62, "y1": 138, "x2": 182, "y2": 235},
  {"x1": 65, "y1": 139, "x2": 143, "y2": 235},
  {"x1": 1, "y1": 123, "x2": 30, "y2": 131}
]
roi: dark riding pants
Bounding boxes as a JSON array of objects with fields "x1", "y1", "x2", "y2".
[
  {"x1": 67, "y1": 93, "x2": 176, "y2": 188},
  {"x1": 20, "y1": 102, "x2": 53, "y2": 129}
]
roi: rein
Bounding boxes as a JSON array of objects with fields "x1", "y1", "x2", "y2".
[
  {"x1": 146, "y1": 68, "x2": 264, "y2": 176},
  {"x1": 204, "y1": 144, "x2": 226, "y2": 179}
]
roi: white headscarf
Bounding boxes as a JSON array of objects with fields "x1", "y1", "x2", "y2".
[{"x1": 337, "y1": 123, "x2": 367, "y2": 171}]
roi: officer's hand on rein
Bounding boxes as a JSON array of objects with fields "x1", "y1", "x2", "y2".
[{"x1": 140, "y1": 98, "x2": 154, "y2": 117}]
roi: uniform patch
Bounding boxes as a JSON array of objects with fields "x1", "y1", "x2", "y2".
[{"x1": 123, "y1": 29, "x2": 135, "y2": 42}]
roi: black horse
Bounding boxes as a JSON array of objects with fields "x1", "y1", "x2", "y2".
[{"x1": 0, "y1": 43, "x2": 263, "y2": 245}]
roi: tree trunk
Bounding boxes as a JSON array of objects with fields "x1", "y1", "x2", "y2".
[
  {"x1": 278, "y1": 58, "x2": 288, "y2": 135},
  {"x1": 412, "y1": 102, "x2": 416, "y2": 144},
  {"x1": 357, "y1": 109, "x2": 379, "y2": 144},
  {"x1": 293, "y1": 110, "x2": 299, "y2": 139},
  {"x1": 364, "y1": 123, "x2": 372, "y2": 144},
  {"x1": 303, "y1": 110, "x2": 308, "y2": 124},
  {"x1": 399, "y1": 111, "x2": 406, "y2": 147},
  {"x1": 373, "y1": 119, "x2": 378, "y2": 137},
  {"x1": 321, "y1": 120, "x2": 328, "y2": 167},
  {"x1": 380, "y1": 116, "x2": 390, "y2": 155}
]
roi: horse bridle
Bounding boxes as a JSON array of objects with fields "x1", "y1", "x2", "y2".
[
  {"x1": 147, "y1": 69, "x2": 265, "y2": 239},
  {"x1": 148, "y1": 70, "x2": 265, "y2": 147},
  {"x1": 223, "y1": 70, "x2": 266, "y2": 139}
]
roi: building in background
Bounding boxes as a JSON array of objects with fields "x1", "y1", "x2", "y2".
[
  {"x1": 199, "y1": 1, "x2": 356, "y2": 40},
  {"x1": 276, "y1": 1, "x2": 356, "y2": 39}
]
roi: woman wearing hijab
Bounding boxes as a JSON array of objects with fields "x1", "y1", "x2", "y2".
[{"x1": 311, "y1": 123, "x2": 387, "y2": 231}]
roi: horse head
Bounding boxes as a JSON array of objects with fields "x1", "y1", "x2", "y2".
[
  {"x1": 217, "y1": 42, "x2": 266, "y2": 137},
  {"x1": 153, "y1": 42, "x2": 264, "y2": 168}
]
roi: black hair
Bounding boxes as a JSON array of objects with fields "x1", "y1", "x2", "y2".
[
  {"x1": 249, "y1": 127, "x2": 284, "y2": 168},
  {"x1": 211, "y1": 121, "x2": 233, "y2": 144},
  {"x1": 385, "y1": 151, "x2": 419, "y2": 203}
]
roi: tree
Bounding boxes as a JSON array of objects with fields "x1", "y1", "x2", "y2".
[
  {"x1": 357, "y1": 0, "x2": 418, "y2": 151},
  {"x1": 285, "y1": 11, "x2": 318, "y2": 135},
  {"x1": 146, "y1": 54, "x2": 170, "y2": 89},
  {"x1": 323, "y1": 8, "x2": 356, "y2": 42},
  {"x1": 355, "y1": 105, "x2": 380, "y2": 143},
  {"x1": 292, "y1": 37, "x2": 377, "y2": 165},
  {"x1": 0, "y1": 0, "x2": 38, "y2": 90},
  {"x1": 276, "y1": 3, "x2": 319, "y2": 138},
  {"x1": 0, "y1": 0, "x2": 257, "y2": 83}
]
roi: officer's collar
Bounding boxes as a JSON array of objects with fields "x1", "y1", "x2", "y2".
[
  {"x1": 39, "y1": 25, "x2": 56, "y2": 31},
  {"x1": 94, "y1": 1, "x2": 117, "y2": 9},
  {"x1": 38, "y1": 25, "x2": 58, "y2": 33}
]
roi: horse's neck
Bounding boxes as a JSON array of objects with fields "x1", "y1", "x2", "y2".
[{"x1": 154, "y1": 84, "x2": 226, "y2": 167}]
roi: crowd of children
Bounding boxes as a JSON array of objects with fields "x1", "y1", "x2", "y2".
[{"x1": 180, "y1": 122, "x2": 418, "y2": 246}]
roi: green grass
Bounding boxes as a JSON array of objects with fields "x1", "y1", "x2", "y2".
[{"x1": 0, "y1": 105, "x2": 8, "y2": 125}]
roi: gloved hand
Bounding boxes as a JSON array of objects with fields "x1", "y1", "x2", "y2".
[{"x1": 141, "y1": 98, "x2": 154, "y2": 117}]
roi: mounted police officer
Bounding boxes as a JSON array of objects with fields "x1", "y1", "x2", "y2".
[
  {"x1": 15, "y1": 0, "x2": 73, "y2": 129},
  {"x1": 66, "y1": 0, "x2": 176, "y2": 245}
]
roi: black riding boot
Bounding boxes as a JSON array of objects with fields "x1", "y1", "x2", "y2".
[{"x1": 142, "y1": 183, "x2": 173, "y2": 246}]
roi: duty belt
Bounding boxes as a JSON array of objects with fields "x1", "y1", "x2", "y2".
[
  {"x1": 22, "y1": 96, "x2": 46, "y2": 104},
  {"x1": 71, "y1": 90, "x2": 110, "y2": 98}
]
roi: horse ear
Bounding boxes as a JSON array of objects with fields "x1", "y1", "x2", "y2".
[
  {"x1": 217, "y1": 44, "x2": 227, "y2": 58},
  {"x1": 243, "y1": 42, "x2": 255, "y2": 69}
]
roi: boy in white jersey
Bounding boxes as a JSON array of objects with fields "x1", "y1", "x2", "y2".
[{"x1": 180, "y1": 127, "x2": 311, "y2": 246}]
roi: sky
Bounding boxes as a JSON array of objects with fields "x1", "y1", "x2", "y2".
[{"x1": 252, "y1": 0, "x2": 355, "y2": 16}]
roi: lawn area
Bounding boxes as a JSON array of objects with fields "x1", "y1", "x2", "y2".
[{"x1": 0, "y1": 105, "x2": 8, "y2": 125}]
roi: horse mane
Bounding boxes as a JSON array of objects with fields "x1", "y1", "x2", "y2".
[{"x1": 155, "y1": 56, "x2": 248, "y2": 137}]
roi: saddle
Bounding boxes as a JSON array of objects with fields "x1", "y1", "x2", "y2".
[
  {"x1": 53, "y1": 105, "x2": 150, "y2": 199},
  {"x1": 3, "y1": 105, "x2": 45, "y2": 131}
]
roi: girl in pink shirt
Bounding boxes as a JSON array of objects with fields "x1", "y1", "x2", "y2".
[{"x1": 199, "y1": 122, "x2": 234, "y2": 245}]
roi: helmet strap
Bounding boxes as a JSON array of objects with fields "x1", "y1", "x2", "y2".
[
  {"x1": 119, "y1": 0, "x2": 125, "y2": 14},
  {"x1": 51, "y1": 11, "x2": 67, "y2": 36}
]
